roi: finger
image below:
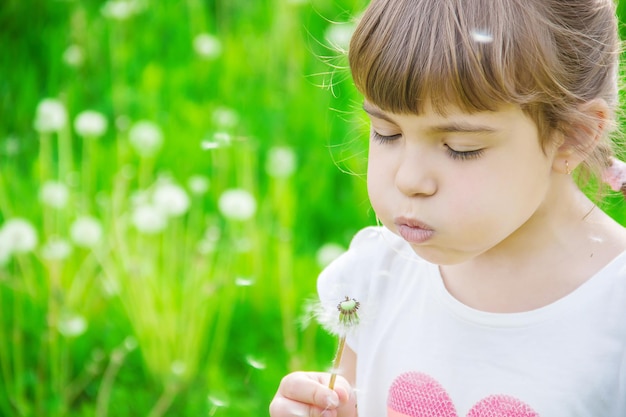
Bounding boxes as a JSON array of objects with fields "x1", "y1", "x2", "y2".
[
  {"x1": 278, "y1": 372, "x2": 341, "y2": 410},
  {"x1": 269, "y1": 396, "x2": 337, "y2": 417}
]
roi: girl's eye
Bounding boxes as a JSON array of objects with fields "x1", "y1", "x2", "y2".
[
  {"x1": 445, "y1": 144, "x2": 484, "y2": 161},
  {"x1": 371, "y1": 130, "x2": 401, "y2": 144}
]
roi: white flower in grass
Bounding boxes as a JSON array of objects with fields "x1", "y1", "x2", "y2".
[
  {"x1": 193, "y1": 33, "x2": 222, "y2": 59},
  {"x1": 187, "y1": 175, "x2": 210, "y2": 195},
  {"x1": 58, "y1": 312, "x2": 87, "y2": 337},
  {"x1": 42, "y1": 237, "x2": 72, "y2": 260},
  {"x1": 153, "y1": 182, "x2": 190, "y2": 217},
  {"x1": 266, "y1": 146, "x2": 297, "y2": 178},
  {"x1": 325, "y1": 22, "x2": 356, "y2": 51},
  {"x1": 70, "y1": 216, "x2": 103, "y2": 248},
  {"x1": 212, "y1": 107, "x2": 239, "y2": 129},
  {"x1": 131, "y1": 204, "x2": 167, "y2": 234},
  {"x1": 218, "y1": 189, "x2": 257, "y2": 221},
  {"x1": 128, "y1": 120, "x2": 163, "y2": 157},
  {"x1": 316, "y1": 243, "x2": 346, "y2": 268},
  {"x1": 63, "y1": 44, "x2": 85, "y2": 67},
  {"x1": 74, "y1": 110, "x2": 108, "y2": 138},
  {"x1": 34, "y1": 98, "x2": 68, "y2": 133},
  {"x1": 2, "y1": 218, "x2": 38, "y2": 254},
  {"x1": 39, "y1": 180, "x2": 70, "y2": 209}
]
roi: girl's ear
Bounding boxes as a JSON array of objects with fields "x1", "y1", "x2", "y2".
[{"x1": 552, "y1": 98, "x2": 609, "y2": 174}]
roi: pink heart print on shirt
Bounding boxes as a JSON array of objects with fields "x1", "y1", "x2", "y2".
[{"x1": 387, "y1": 372, "x2": 539, "y2": 417}]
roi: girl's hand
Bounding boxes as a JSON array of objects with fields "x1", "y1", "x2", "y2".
[{"x1": 269, "y1": 371, "x2": 357, "y2": 417}]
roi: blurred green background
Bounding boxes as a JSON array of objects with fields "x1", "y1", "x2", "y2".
[{"x1": 1, "y1": 0, "x2": 626, "y2": 416}]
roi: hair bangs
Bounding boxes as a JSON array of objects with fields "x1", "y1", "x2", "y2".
[{"x1": 349, "y1": 0, "x2": 541, "y2": 115}]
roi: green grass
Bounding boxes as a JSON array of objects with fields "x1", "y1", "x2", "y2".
[{"x1": 1, "y1": 1, "x2": 626, "y2": 416}]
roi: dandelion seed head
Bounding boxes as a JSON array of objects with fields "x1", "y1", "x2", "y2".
[
  {"x1": 212, "y1": 107, "x2": 239, "y2": 129},
  {"x1": 42, "y1": 237, "x2": 73, "y2": 260},
  {"x1": 244, "y1": 355, "x2": 266, "y2": 370},
  {"x1": 188, "y1": 175, "x2": 210, "y2": 195},
  {"x1": 63, "y1": 44, "x2": 85, "y2": 67},
  {"x1": 34, "y1": 98, "x2": 68, "y2": 133},
  {"x1": 471, "y1": 30, "x2": 493, "y2": 43},
  {"x1": 128, "y1": 120, "x2": 163, "y2": 157},
  {"x1": 266, "y1": 146, "x2": 297, "y2": 178},
  {"x1": 101, "y1": 0, "x2": 139, "y2": 20},
  {"x1": 70, "y1": 216, "x2": 103, "y2": 248},
  {"x1": 316, "y1": 243, "x2": 346, "y2": 268},
  {"x1": 337, "y1": 296, "x2": 360, "y2": 327},
  {"x1": 325, "y1": 22, "x2": 356, "y2": 51},
  {"x1": 153, "y1": 182, "x2": 190, "y2": 217},
  {"x1": 58, "y1": 312, "x2": 88, "y2": 337},
  {"x1": 74, "y1": 110, "x2": 108, "y2": 138},
  {"x1": 2, "y1": 218, "x2": 38, "y2": 254},
  {"x1": 193, "y1": 33, "x2": 222, "y2": 59},
  {"x1": 131, "y1": 204, "x2": 167, "y2": 234},
  {"x1": 218, "y1": 189, "x2": 257, "y2": 221},
  {"x1": 39, "y1": 180, "x2": 70, "y2": 209}
]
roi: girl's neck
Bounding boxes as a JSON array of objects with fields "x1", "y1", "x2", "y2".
[{"x1": 439, "y1": 181, "x2": 626, "y2": 313}]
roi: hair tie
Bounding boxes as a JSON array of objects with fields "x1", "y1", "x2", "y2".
[{"x1": 601, "y1": 157, "x2": 626, "y2": 193}]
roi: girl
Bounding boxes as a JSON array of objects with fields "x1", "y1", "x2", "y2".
[{"x1": 271, "y1": 0, "x2": 626, "y2": 416}]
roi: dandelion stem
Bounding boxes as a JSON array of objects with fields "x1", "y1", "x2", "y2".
[{"x1": 328, "y1": 335, "x2": 346, "y2": 390}]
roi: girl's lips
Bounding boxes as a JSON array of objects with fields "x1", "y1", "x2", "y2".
[{"x1": 394, "y1": 218, "x2": 434, "y2": 244}]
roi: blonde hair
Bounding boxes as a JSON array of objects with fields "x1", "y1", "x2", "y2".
[{"x1": 348, "y1": 0, "x2": 622, "y2": 178}]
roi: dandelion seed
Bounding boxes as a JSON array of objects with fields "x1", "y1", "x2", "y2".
[
  {"x1": 325, "y1": 22, "x2": 356, "y2": 51},
  {"x1": 201, "y1": 131, "x2": 232, "y2": 150},
  {"x1": 70, "y1": 216, "x2": 103, "y2": 248},
  {"x1": 131, "y1": 204, "x2": 167, "y2": 234},
  {"x1": 218, "y1": 189, "x2": 257, "y2": 221},
  {"x1": 212, "y1": 107, "x2": 239, "y2": 129},
  {"x1": 245, "y1": 355, "x2": 266, "y2": 370},
  {"x1": 2, "y1": 218, "x2": 38, "y2": 254},
  {"x1": 193, "y1": 33, "x2": 222, "y2": 59},
  {"x1": 187, "y1": 175, "x2": 210, "y2": 195},
  {"x1": 63, "y1": 44, "x2": 85, "y2": 67},
  {"x1": 39, "y1": 180, "x2": 70, "y2": 209},
  {"x1": 316, "y1": 243, "x2": 346, "y2": 268},
  {"x1": 153, "y1": 182, "x2": 190, "y2": 217},
  {"x1": 207, "y1": 393, "x2": 230, "y2": 415},
  {"x1": 34, "y1": 98, "x2": 67, "y2": 133},
  {"x1": 57, "y1": 312, "x2": 88, "y2": 337},
  {"x1": 235, "y1": 276, "x2": 255, "y2": 287},
  {"x1": 128, "y1": 120, "x2": 163, "y2": 157},
  {"x1": 42, "y1": 237, "x2": 73, "y2": 260},
  {"x1": 471, "y1": 30, "x2": 493, "y2": 43},
  {"x1": 74, "y1": 110, "x2": 108, "y2": 138},
  {"x1": 266, "y1": 146, "x2": 297, "y2": 178}
]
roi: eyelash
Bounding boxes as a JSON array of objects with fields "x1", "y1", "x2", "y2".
[{"x1": 371, "y1": 131, "x2": 484, "y2": 161}]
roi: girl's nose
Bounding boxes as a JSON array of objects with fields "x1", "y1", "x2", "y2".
[{"x1": 394, "y1": 152, "x2": 437, "y2": 197}]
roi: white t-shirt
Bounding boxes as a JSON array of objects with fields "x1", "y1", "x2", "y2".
[{"x1": 318, "y1": 226, "x2": 626, "y2": 417}]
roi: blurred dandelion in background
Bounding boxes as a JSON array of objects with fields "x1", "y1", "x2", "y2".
[
  {"x1": 187, "y1": 175, "x2": 210, "y2": 195},
  {"x1": 39, "y1": 180, "x2": 70, "y2": 209},
  {"x1": 70, "y1": 216, "x2": 103, "y2": 249},
  {"x1": 211, "y1": 107, "x2": 239, "y2": 129},
  {"x1": 34, "y1": 98, "x2": 67, "y2": 134},
  {"x1": 100, "y1": 0, "x2": 143, "y2": 20},
  {"x1": 62, "y1": 44, "x2": 85, "y2": 67},
  {"x1": 218, "y1": 189, "x2": 257, "y2": 221},
  {"x1": 266, "y1": 146, "x2": 297, "y2": 178},
  {"x1": 193, "y1": 33, "x2": 222, "y2": 60},
  {"x1": 57, "y1": 312, "x2": 88, "y2": 338},
  {"x1": 131, "y1": 204, "x2": 167, "y2": 234},
  {"x1": 2, "y1": 218, "x2": 38, "y2": 255},
  {"x1": 128, "y1": 120, "x2": 164, "y2": 157},
  {"x1": 152, "y1": 181, "x2": 190, "y2": 217},
  {"x1": 41, "y1": 237, "x2": 73, "y2": 261},
  {"x1": 74, "y1": 110, "x2": 108, "y2": 138}
]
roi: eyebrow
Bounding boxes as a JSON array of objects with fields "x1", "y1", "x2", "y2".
[{"x1": 362, "y1": 103, "x2": 498, "y2": 135}]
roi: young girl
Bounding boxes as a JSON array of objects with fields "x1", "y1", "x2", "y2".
[{"x1": 270, "y1": 0, "x2": 626, "y2": 416}]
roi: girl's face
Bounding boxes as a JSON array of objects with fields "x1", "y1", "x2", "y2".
[{"x1": 365, "y1": 101, "x2": 561, "y2": 265}]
